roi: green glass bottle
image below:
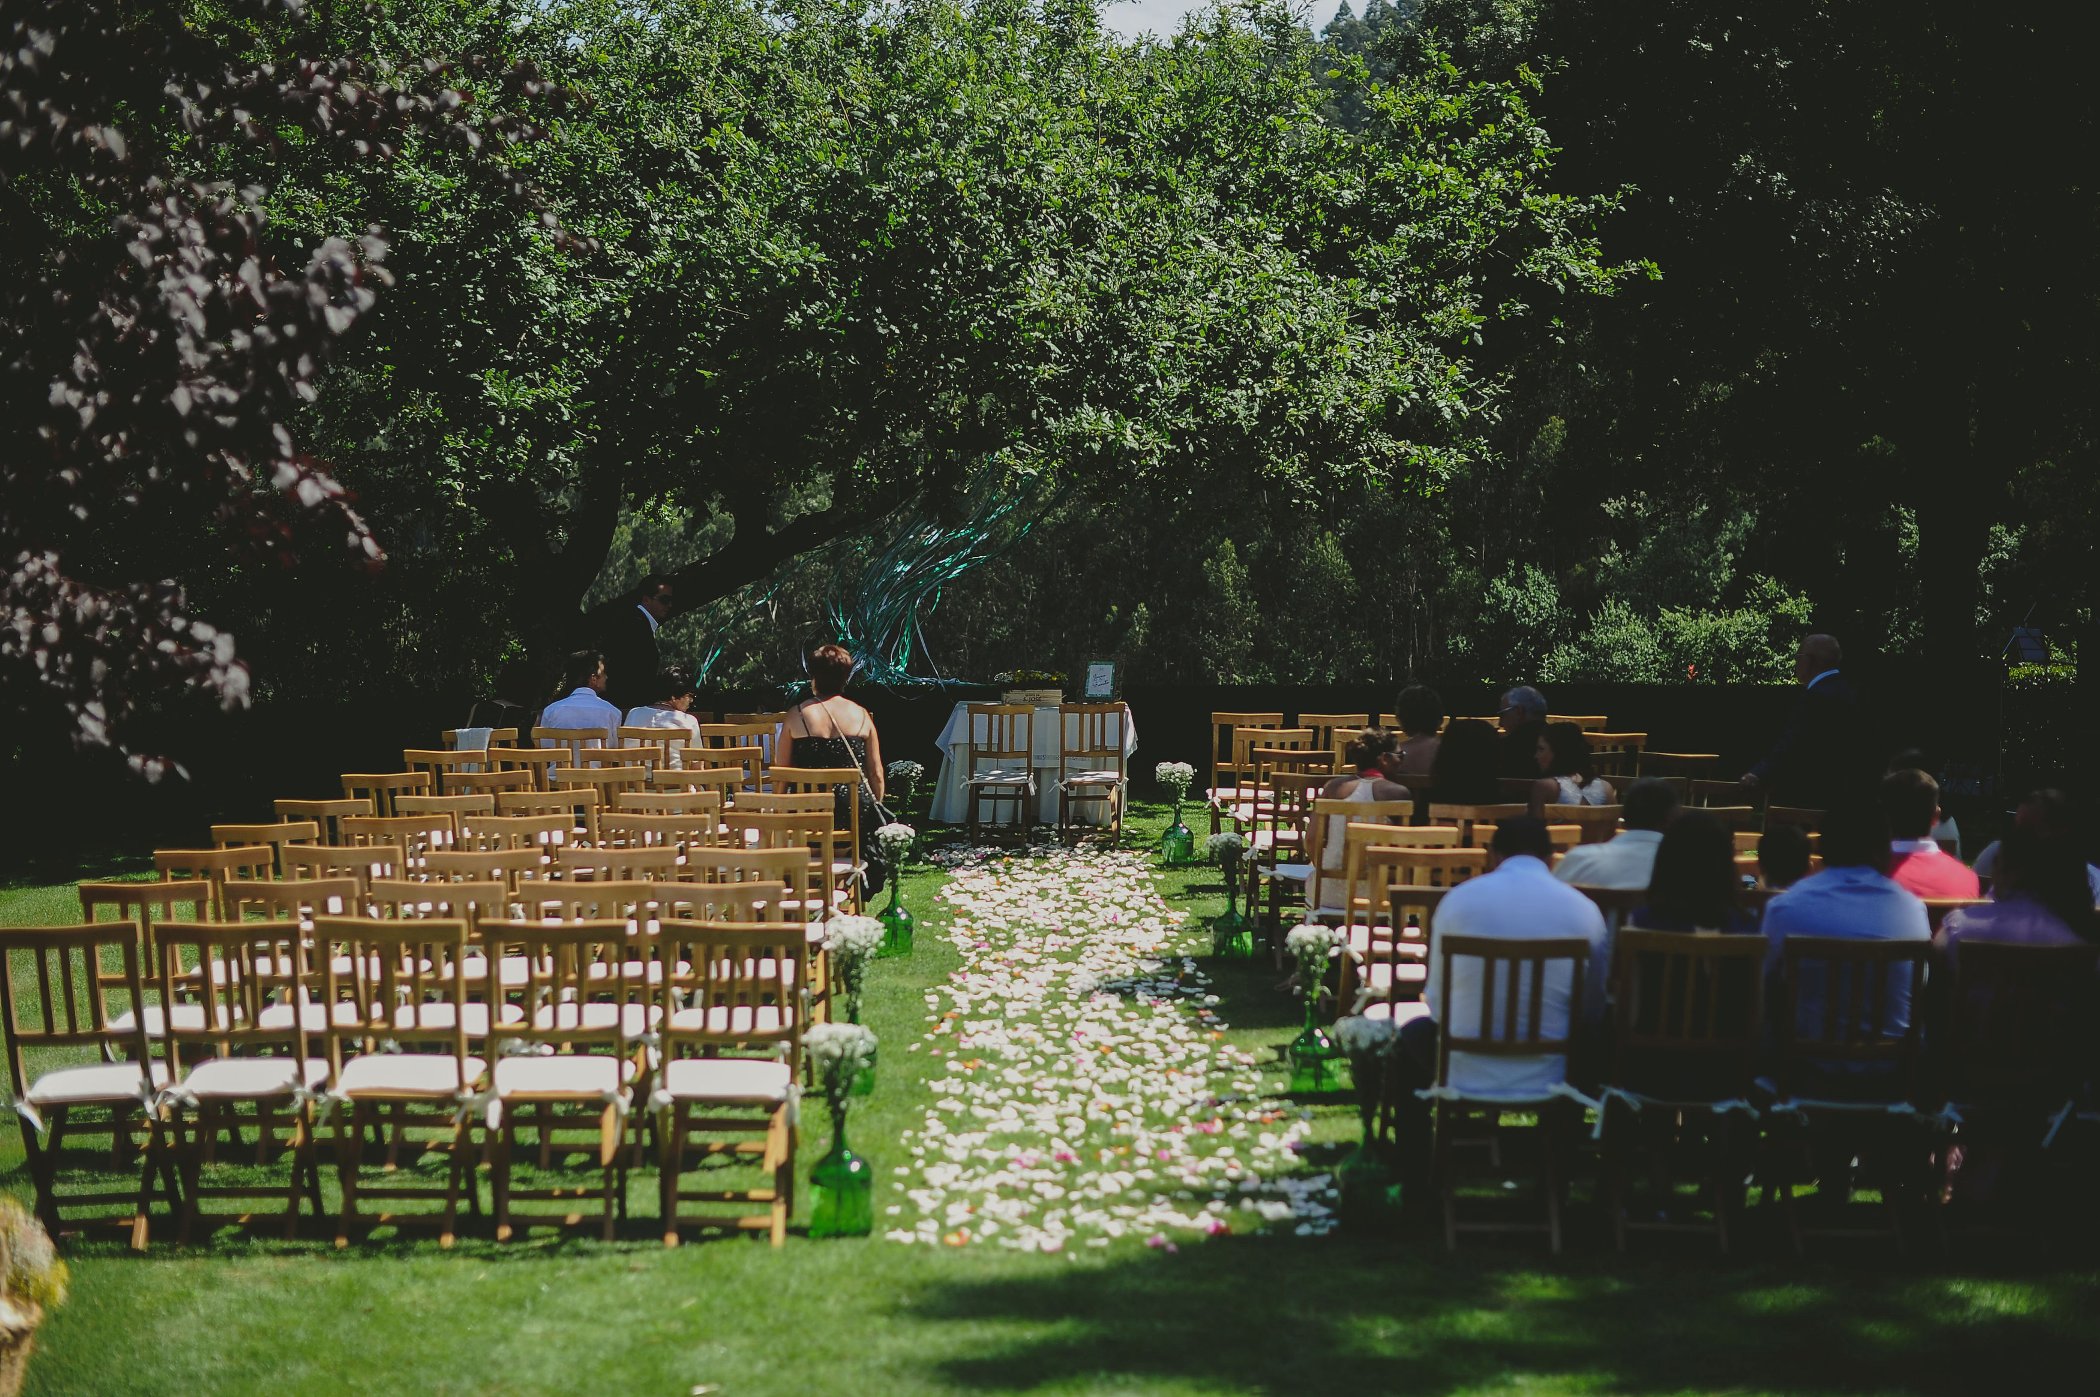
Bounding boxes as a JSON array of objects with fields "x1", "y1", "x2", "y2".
[{"x1": 807, "y1": 1116, "x2": 874, "y2": 1239}]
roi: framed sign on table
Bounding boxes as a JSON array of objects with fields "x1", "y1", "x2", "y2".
[{"x1": 1078, "y1": 658, "x2": 1120, "y2": 701}]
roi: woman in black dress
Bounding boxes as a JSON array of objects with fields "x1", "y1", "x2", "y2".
[{"x1": 781, "y1": 643, "x2": 888, "y2": 890}]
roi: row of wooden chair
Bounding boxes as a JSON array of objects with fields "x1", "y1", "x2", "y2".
[
  {"x1": 959, "y1": 701, "x2": 1130, "y2": 842},
  {"x1": 2, "y1": 916, "x2": 803, "y2": 1249}
]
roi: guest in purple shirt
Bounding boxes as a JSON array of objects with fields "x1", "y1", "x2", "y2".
[{"x1": 1939, "y1": 828, "x2": 2098, "y2": 968}]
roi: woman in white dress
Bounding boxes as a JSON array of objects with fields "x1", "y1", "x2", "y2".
[
  {"x1": 1529, "y1": 720, "x2": 1613, "y2": 813},
  {"x1": 623, "y1": 664, "x2": 702, "y2": 765},
  {"x1": 1317, "y1": 729, "x2": 1413, "y2": 874}
]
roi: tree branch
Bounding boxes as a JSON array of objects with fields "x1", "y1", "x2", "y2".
[{"x1": 668, "y1": 490, "x2": 913, "y2": 612}]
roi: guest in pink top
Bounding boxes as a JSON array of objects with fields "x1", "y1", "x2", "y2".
[
  {"x1": 1938, "y1": 829, "x2": 2096, "y2": 966},
  {"x1": 1880, "y1": 768, "x2": 1980, "y2": 899}
]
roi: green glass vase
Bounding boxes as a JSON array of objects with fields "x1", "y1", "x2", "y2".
[
  {"x1": 876, "y1": 883, "x2": 914, "y2": 959},
  {"x1": 850, "y1": 1038, "x2": 876, "y2": 1098},
  {"x1": 808, "y1": 1116, "x2": 873, "y2": 1239},
  {"x1": 1210, "y1": 857, "x2": 1254, "y2": 957},
  {"x1": 1161, "y1": 802, "x2": 1195, "y2": 864},
  {"x1": 1287, "y1": 1000, "x2": 1343, "y2": 1094}
]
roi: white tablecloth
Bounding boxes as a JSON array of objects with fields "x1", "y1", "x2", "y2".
[{"x1": 929, "y1": 703, "x2": 1137, "y2": 825}]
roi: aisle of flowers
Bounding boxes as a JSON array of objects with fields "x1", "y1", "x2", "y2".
[{"x1": 887, "y1": 846, "x2": 1335, "y2": 1251}]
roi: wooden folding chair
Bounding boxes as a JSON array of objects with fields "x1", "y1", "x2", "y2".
[
  {"x1": 341, "y1": 813, "x2": 448, "y2": 873},
  {"x1": 285, "y1": 844, "x2": 398, "y2": 887},
  {"x1": 1765, "y1": 805, "x2": 1826, "y2": 834},
  {"x1": 79, "y1": 880, "x2": 213, "y2": 1046},
  {"x1": 340, "y1": 771, "x2": 432, "y2": 818},
  {"x1": 682, "y1": 849, "x2": 833, "y2": 1019},
  {"x1": 1207, "y1": 712, "x2": 1285, "y2": 830},
  {"x1": 1602, "y1": 930, "x2": 1765, "y2": 1254},
  {"x1": 444, "y1": 726, "x2": 519, "y2": 750},
  {"x1": 1766, "y1": 936, "x2": 1932, "y2": 1254},
  {"x1": 653, "y1": 920, "x2": 805, "y2": 1246},
  {"x1": 273, "y1": 796, "x2": 372, "y2": 845},
  {"x1": 1344, "y1": 845, "x2": 1486, "y2": 1010},
  {"x1": 1247, "y1": 772, "x2": 1328, "y2": 936},
  {"x1": 555, "y1": 845, "x2": 684, "y2": 883},
  {"x1": 476, "y1": 920, "x2": 647, "y2": 1241},
  {"x1": 617, "y1": 789, "x2": 727, "y2": 819},
  {"x1": 651, "y1": 764, "x2": 746, "y2": 800},
  {"x1": 1425, "y1": 803, "x2": 1529, "y2": 848},
  {"x1": 1640, "y1": 753, "x2": 1720, "y2": 780},
  {"x1": 963, "y1": 705, "x2": 1036, "y2": 837},
  {"x1": 402, "y1": 748, "x2": 494, "y2": 786},
  {"x1": 554, "y1": 765, "x2": 652, "y2": 808},
  {"x1": 1430, "y1": 934, "x2": 1593, "y2": 1254},
  {"x1": 533, "y1": 726, "x2": 617, "y2": 767},
  {"x1": 701, "y1": 719, "x2": 782, "y2": 767},
  {"x1": 1297, "y1": 712, "x2": 1374, "y2": 761},
  {"x1": 692, "y1": 743, "x2": 767, "y2": 794},
  {"x1": 494, "y1": 788, "x2": 602, "y2": 845},
  {"x1": 0, "y1": 921, "x2": 166, "y2": 1249},
  {"x1": 599, "y1": 810, "x2": 718, "y2": 853},
  {"x1": 394, "y1": 793, "x2": 497, "y2": 841},
  {"x1": 456, "y1": 813, "x2": 574, "y2": 857},
  {"x1": 621, "y1": 724, "x2": 698, "y2": 772},
  {"x1": 1588, "y1": 732, "x2": 1648, "y2": 780},
  {"x1": 1540, "y1": 804, "x2": 1623, "y2": 845},
  {"x1": 225, "y1": 877, "x2": 361, "y2": 925},
  {"x1": 210, "y1": 821, "x2": 320, "y2": 878},
  {"x1": 1545, "y1": 715, "x2": 1611, "y2": 732},
  {"x1": 487, "y1": 745, "x2": 566, "y2": 792},
  {"x1": 154, "y1": 846, "x2": 273, "y2": 919},
  {"x1": 154, "y1": 920, "x2": 326, "y2": 1241},
  {"x1": 769, "y1": 765, "x2": 865, "y2": 912},
  {"x1": 316, "y1": 916, "x2": 484, "y2": 1247},
  {"x1": 735, "y1": 790, "x2": 836, "y2": 817},
  {"x1": 443, "y1": 767, "x2": 537, "y2": 797}
]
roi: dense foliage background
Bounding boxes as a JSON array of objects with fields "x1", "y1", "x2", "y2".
[{"x1": 5, "y1": 0, "x2": 2092, "y2": 774}]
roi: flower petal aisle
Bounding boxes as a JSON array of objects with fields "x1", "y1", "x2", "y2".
[{"x1": 889, "y1": 846, "x2": 1334, "y2": 1250}]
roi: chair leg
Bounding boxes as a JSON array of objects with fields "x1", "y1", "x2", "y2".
[
  {"x1": 335, "y1": 1102, "x2": 367, "y2": 1248},
  {"x1": 284, "y1": 1109, "x2": 312, "y2": 1240},
  {"x1": 491, "y1": 1116, "x2": 513, "y2": 1243},
  {"x1": 659, "y1": 1105, "x2": 684, "y2": 1247},
  {"x1": 440, "y1": 1120, "x2": 463, "y2": 1249},
  {"x1": 133, "y1": 1114, "x2": 164, "y2": 1253},
  {"x1": 175, "y1": 1113, "x2": 203, "y2": 1247},
  {"x1": 770, "y1": 1109, "x2": 790, "y2": 1248},
  {"x1": 599, "y1": 1104, "x2": 620, "y2": 1242}
]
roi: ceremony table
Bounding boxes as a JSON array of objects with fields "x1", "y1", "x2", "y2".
[{"x1": 928, "y1": 702, "x2": 1137, "y2": 825}]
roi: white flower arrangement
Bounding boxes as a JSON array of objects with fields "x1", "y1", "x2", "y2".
[
  {"x1": 805, "y1": 1021, "x2": 879, "y2": 1115},
  {"x1": 887, "y1": 759, "x2": 925, "y2": 786},
  {"x1": 824, "y1": 914, "x2": 887, "y2": 1023},
  {"x1": 1154, "y1": 761, "x2": 1196, "y2": 802},
  {"x1": 1204, "y1": 830, "x2": 1247, "y2": 864},
  {"x1": 876, "y1": 821, "x2": 916, "y2": 864},
  {"x1": 1283, "y1": 923, "x2": 1342, "y2": 966},
  {"x1": 1331, "y1": 1014, "x2": 1398, "y2": 1058}
]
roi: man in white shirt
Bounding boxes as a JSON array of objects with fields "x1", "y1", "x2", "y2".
[
  {"x1": 538, "y1": 649, "x2": 622, "y2": 748},
  {"x1": 1388, "y1": 817, "x2": 1609, "y2": 1190},
  {"x1": 1553, "y1": 778, "x2": 1680, "y2": 889}
]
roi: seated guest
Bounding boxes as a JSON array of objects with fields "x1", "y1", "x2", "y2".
[
  {"x1": 1973, "y1": 789, "x2": 2100, "y2": 902},
  {"x1": 1390, "y1": 684, "x2": 1445, "y2": 776},
  {"x1": 1529, "y1": 721, "x2": 1614, "y2": 812},
  {"x1": 1497, "y1": 685, "x2": 1549, "y2": 780},
  {"x1": 1630, "y1": 810, "x2": 1758, "y2": 934},
  {"x1": 1387, "y1": 817, "x2": 1609, "y2": 1182},
  {"x1": 1880, "y1": 768, "x2": 1980, "y2": 899},
  {"x1": 1757, "y1": 823, "x2": 1813, "y2": 890},
  {"x1": 1940, "y1": 828, "x2": 2097, "y2": 963},
  {"x1": 1761, "y1": 803, "x2": 1930, "y2": 1036},
  {"x1": 623, "y1": 664, "x2": 702, "y2": 764},
  {"x1": 1316, "y1": 729, "x2": 1411, "y2": 878},
  {"x1": 1555, "y1": 777, "x2": 1679, "y2": 889},
  {"x1": 538, "y1": 649, "x2": 622, "y2": 748},
  {"x1": 1429, "y1": 718, "x2": 1503, "y2": 805},
  {"x1": 1886, "y1": 747, "x2": 1962, "y2": 857}
]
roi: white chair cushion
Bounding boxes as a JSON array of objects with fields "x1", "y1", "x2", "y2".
[
  {"x1": 390, "y1": 1002, "x2": 524, "y2": 1038},
  {"x1": 967, "y1": 769, "x2": 1033, "y2": 785},
  {"x1": 109, "y1": 1003, "x2": 231, "y2": 1037},
  {"x1": 657, "y1": 1057, "x2": 792, "y2": 1104},
  {"x1": 1060, "y1": 772, "x2": 1124, "y2": 787},
  {"x1": 1363, "y1": 962, "x2": 1429, "y2": 992},
  {"x1": 529, "y1": 1001, "x2": 661, "y2": 1035},
  {"x1": 256, "y1": 1000, "x2": 370, "y2": 1032},
  {"x1": 666, "y1": 1004, "x2": 788, "y2": 1036},
  {"x1": 455, "y1": 954, "x2": 539, "y2": 988},
  {"x1": 173, "y1": 1057, "x2": 331, "y2": 1101},
  {"x1": 1270, "y1": 862, "x2": 1313, "y2": 884},
  {"x1": 492, "y1": 1054, "x2": 635, "y2": 1099},
  {"x1": 26, "y1": 1060, "x2": 169, "y2": 1106},
  {"x1": 335, "y1": 1053, "x2": 486, "y2": 1099},
  {"x1": 1361, "y1": 1001, "x2": 1434, "y2": 1027}
]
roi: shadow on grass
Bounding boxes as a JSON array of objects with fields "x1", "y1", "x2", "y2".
[{"x1": 910, "y1": 1229, "x2": 2100, "y2": 1394}]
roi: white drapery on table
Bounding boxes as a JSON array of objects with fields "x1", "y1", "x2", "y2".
[{"x1": 929, "y1": 702, "x2": 1137, "y2": 825}]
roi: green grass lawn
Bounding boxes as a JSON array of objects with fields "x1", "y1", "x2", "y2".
[{"x1": 8, "y1": 804, "x2": 2100, "y2": 1395}]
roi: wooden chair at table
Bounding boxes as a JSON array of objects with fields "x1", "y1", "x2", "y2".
[
  {"x1": 1540, "y1": 804, "x2": 1623, "y2": 846},
  {"x1": 1053, "y1": 702, "x2": 1129, "y2": 845},
  {"x1": 444, "y1": 767, "x2": 538, "y2": 798},
  {"x1": 314, "y1": 916, "x2": 485, "y2": 1247},
  {"x1": 488, "y1": 745, "x2": 566, "y2": 792},
  {"x1": 767, "y1": 766, "x2": 866, "y2": 913},
  {"x1": 1429, "y1": 934, "x2": 1594, "y2": 1254},
  {"x1": 495, "y1": 787, "x2": 603, "y2": 845},
  {"x1": 1344, "y1": 845, "x2": 1488, "y2": 1011},
  {"x1": 458, "y1": 812, "x2": 576, "y2": 859},
  {"x1": 154, "y1": 845, "x2": 274, "y2": 920},
  {"x1": 210, "y1": 820, "x2": 320, "y2": 878},
  {"x1": 962, "y1": 704, "x2": 1037, "y2": 839},
  {"x1": 475, "y1": 920, "x2": 648, "y2": 1242},
  {"x1": 274, "y1": 796, "x2": 372, "y2": 845},
  {"x1": 1206, "y1": 712, "x2": 1286, "y2": 833},
  {"x1": 1424, "y1": 803, "x2": 1528, "y2": 849},
  {"x1": 1588, "y1": 732, "x2": 1648, "y2": 781},
  {"x1": 1600, "y1": 929, "x2": 1766, "y2": 1254},
  {"x1": 0, "y1": 921, "x2": 167, "y2": 1249},
  {"x1": 653, "y1": 919, "x2": 806, "y2": 1246},
  {"x1": 153, "y1": 920, "x2": 328, "y2": 1242},
  {"x1": 340, "y1": 771, "x2": 432, "y2": 818},
  {"x1": 1765, "y1": 935, "x2": 1932, "y2": 1254},
  {"x1": 533, "y1": 725, "x2": 617, "y2": 768}
]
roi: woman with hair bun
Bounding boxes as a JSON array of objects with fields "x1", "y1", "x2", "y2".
[
  {"x1": 1315, "y1": 728, "x2": 1413, "y2": 879},
  {"x1": 783, "y1": 642, "x2": 888, "y2": 888}
]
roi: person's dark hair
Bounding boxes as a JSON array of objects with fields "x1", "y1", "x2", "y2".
[
  {"x1": 1430, "y1": 719, "x2": 1502, "y2": 803},
  {"x1": 1394, "y1": 684, "x2": 1445, "y2": 737},
  {"x1": 1622, "y1": 778, "x2": 1682, "y2": 832},
  {"x1": 636, "y1": 573, "x2": 674, "y2": 604},
  {"x1": 1643, "y1": 810, "x2": 1741, "y2": 928},
  {"x1": 1994, "y1": 828, "x2": 2099, "y2": 942},
  {"x1": 1758, "y1": 823, "x2": 1812, "y2": 889},
  {"x1": 1878, "y1": 768, "x2": 1939, "y2": 841},
  {"x1": 644, "y1": 664, "x2": 693, "y2": 705},
  {"x1": 1344, "y1": 727, "x2": 1398, "y2": 770},
  {"x1": 2015, "y1": 788, "x2": 2089, "y2": 862},
  {"x1": 1817, "y1": 802, "x2": 1890, "y2": 872},
  {"x1": 562, "y1": 649, "x2": 604, "y2": 693},
  {"x1": 1539, "y1": 722, "x2": 1595, "y2": 780},
  {"x1": 807, "y1": 643, "x2": 855, "y2": 697},
  {"x1": 1490, "y1": 815, "x2": 1555, "y2": 863}
]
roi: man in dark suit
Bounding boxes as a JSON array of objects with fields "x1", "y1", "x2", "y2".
[
  {"x1": 1741, "y1": 634, "x2": 1872, "y2": 810},
  {"x1": 590, "y1": 573, "x2": 674, "y2": 713}
]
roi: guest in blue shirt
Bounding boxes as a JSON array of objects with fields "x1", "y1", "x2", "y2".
[{"x1": 1761, "y1": 803, "x2": 1930, "y2": 1037}]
